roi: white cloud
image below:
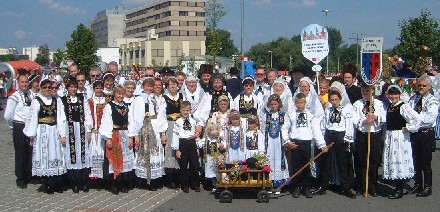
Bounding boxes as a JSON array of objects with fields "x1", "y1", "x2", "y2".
[
  {"x1": 39, "y1": 0, "x2": 87, "y2": 15},
  {"x1": 14, "y1": 30, "x2": 27, "y2": 39},
  {"x1": 0, "y1": 11, "x2": 20, "y2": 17},
  {"x1": 287, "y1": 0, "x2": 318, "y2": 8}
]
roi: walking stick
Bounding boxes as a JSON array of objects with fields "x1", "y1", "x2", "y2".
[
  {"x1": 272, "y1": 142, "x2": 334, "y2": 193},
  {"x1": 365, "y1": 92, "x2": 374, "y2": 198}
]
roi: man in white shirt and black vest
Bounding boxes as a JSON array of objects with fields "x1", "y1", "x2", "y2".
[
  {"x1": 3, "y1": 72, "x2": 32, "y2": 189},
  {"x1": 408, "y1": 75, "x2": 439, "y2": 197}
]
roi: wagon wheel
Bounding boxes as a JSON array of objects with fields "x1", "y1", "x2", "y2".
[
  {"x1": 219, "y1": 190, "x2": 233, "y2": 203},
  {"x1": 257, "y1": 190, "x2": 270, "y2": 203}
]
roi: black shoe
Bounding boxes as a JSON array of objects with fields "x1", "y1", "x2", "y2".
[
  {"x1": 120, "y1": 186, "x2": 129, "y2": 193},
  {"x1": 110, "y1": 186, "x2": 119, "y2": 195},
  {"x1": 292, "y1": 187, "x2": 300, "y2": 198},
  {"x1": 182, "y1": 187, "x2": 189, "y2": 193},
  {"x1": 37, "y1": 184, "x2": 47, "y2": 192},
  {"x1": 46, "y1": 186, "x2": 54, "y2": 195},
  {"x1": 305, "y1": 187, "x2": 313, "y2": 198},
  {"x1": 369, "y1": 192, "x2": 378, "y2": 197},
  {"x1": 356, "y1": 190, "x2": 363, "y2": 196},
  {"x1": 311, "y1": 187, "x2": 326, "y2": 195},
  {"x1": 388, "y1": 189, "x2": 403, "y2": 199},
  {"x1": 82, "y1": 184, "x2": 89, "y2": 193},
  {"x1": 148, "y1": 185, "x2": 158, "y2": 191},
  {"x1": 17, "y1": 182, "x2": 27, "y2": 189},
  {"x1": 72, "y1": 186, "x2": 80, "y2": 193},
  {"x1": 409, "y1": 184, "x2": 422, "y2": 194},
  {"x1": 342, "y1": 189, "x2": 356, "y2": 199},
  {"x1": 195, "y1": 187, "x2": 201, "y2": 192},
  {"x1": 416, "y1": 187, "x2": 432, "y2": 197}
]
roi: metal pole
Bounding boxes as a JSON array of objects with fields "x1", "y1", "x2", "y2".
[
  {"x1": 356, "y1": 33, "x2": 359, "y2": 67},
  {"x1": 241, "y1": 0, "x2": 245, "y2": 79},
  {"x1": 289, "y1": 55, "x2": 293, "y2": 71},
  {"x1": 30, "y1": 32, "x2": 32, "y2": 61},
  {"x1": 268, "y1": 50, "x2": 273, "y2": 68},
  {"x1": 322, "y1": 9, "x2": 330, "y2": 75}
]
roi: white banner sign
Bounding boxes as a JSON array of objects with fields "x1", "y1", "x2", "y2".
[{"x1": 301, "y1": 24, "x2": 329, "y2": 66}]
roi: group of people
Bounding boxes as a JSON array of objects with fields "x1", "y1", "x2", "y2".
[{"x1": 3, "y1": 61, "x2": 438, "y2": 201}]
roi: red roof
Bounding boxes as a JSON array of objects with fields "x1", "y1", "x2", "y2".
[{"x1": 7, "y1": 60, "x2": 43, "y2": 75}]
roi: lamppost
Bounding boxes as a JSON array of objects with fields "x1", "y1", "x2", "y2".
[
  {"x1": 322, "y1": 9, "x2": 330, "y2": 74},
  {"x1": 29, "y1": 32, "x2": 33, "y2": 61},
  {"x1": 240, "y1": 0, "x2": 245, "y2": 78},
  {"x1": 350, "y1": 33, "x2": 363, "y2": 68},
  {"x1": 289, "y1": 54, "x2": 293, "y2": 71},
  {"x1": 268, "y1": 50, "x2": 273, "y2": 68},
  {"x1": 124, "y1": 18, "x2": 129, "y2": 71}
]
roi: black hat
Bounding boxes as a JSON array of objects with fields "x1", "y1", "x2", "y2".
[
  {"x1": 200, "y1": 64, "x2": 214, "y2": 75},
  {"x1": 229, "y1": 67, "x2": 240, "y2": 75},
  {"x1": 160, "y1": 67, "x2": 174, "y2": 75},
  {"x1": 289, "y1": 65, "x2": 307, "y2": 75}
]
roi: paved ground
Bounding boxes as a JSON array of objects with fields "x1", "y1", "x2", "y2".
[{"x1": 1, "y1": 98, "x2": 439, "y2": 212}]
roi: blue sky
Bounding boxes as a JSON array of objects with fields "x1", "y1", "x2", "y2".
[{"x1": 1, "y1": 0, "x2": 439, "y2": 53}]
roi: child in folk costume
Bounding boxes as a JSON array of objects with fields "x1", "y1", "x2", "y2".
[
  {"x1": 59, "y1": 77, "x2": 93, "y2": 193},
  {"x1": 202, "y1": 120, "x2": 226, "y2": 192},
  {"x1": 209, "y1": 95, "x2": 231, "y2": 143},
  {"x1": 226, "y1": 110, "x2": 245, "y2": 162},
  {"x1": 102, "y1": 71, "x2": 115, "y2": 103},
  {"x1": 135, "y1": 77, "x2": 165, "y2": 191},
  {"x1": 281, "y1": 93, "x2": 328, "y2": 198},
  {"x1": 99, "y1": 86, "x2": 136, "y2": 195},
  {"x1": 23, "y1": 79, "x2": 66, "y2": 194},
  {"x1": 260, "y1": 94, "x2": 289, "y2": 189},
  {"x1": 315, "y1": 87, "x2": 358, "y2": 199},
  {"x1": 88, "y1": 80, "x2": 107, "y2": 181},
  {"x1": 383, "y1": 85, "x2": 421, "y2": 199},
  {"x1": 172, "y1": 101, "x2": 202, "y2": 193},
  {"x1": 244, "y1": 115, "x2": 265, "y2": 159}
]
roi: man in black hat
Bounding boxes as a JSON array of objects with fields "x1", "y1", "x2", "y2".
[
  {"x1": 199, "y1": 64, "x2": 214, "y2": 92},
  {"x1": 226, "y1": 67, "x2": 243, "y2": 99},
  {"x1": 160, "y1": 67, "x2": 174, "y2": 91},
  {"x1": 288, "y1": 66, "x2": 306, "y2": 94}
]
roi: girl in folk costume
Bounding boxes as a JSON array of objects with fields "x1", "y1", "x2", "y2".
[
  {"x1": 201, "y1": 120, "x2": 226, "y2": 192},
  {"x1": 102, "y1": 71, "x2": 115, "y2": 104},
  {"x1": 231, "y1": 76, "x2": 263, "y2": 133},
  {"x1": 23, "y1": 79, "x2": 66, "y2": 194},
  {"x1": 265, "y1": 77, "x2": 293, "y2": 113},
  {"x1": 260, "y1": 94, "x2": 289, "y2": 188},
  {"x1": 87, "y1": 80, "x2": 107, "y2": 180},
  {"x1": 135, "y1": 77, "x2": 164, "y2": 191},
  {"x1": 59, "y1": 77, "x2": 93, "y2": 193},
  {"x1": 244, "y1": 115, "x2": 265, "y2": 159},
  {"x1": 226, "y1": 110, "x2": 245, "y2": 162},
  {"x1": 28, "y1": 74, "x2": 41, "y2": 99},
  {"x1": 163, "y1": 78, "x2": 183, "y2": 189},
  {"x1": 210, "y1": 95, "x2": 231, "y2": 146},
  {"x1": 383, "y1": 85, "x2": 421, "y2": 199},
  {"x1": 99, "y1": 86, "x2": 137, "y2": 195}
]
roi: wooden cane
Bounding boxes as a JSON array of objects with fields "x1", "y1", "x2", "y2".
[
  {"x1": 272, "y1": 142, "x2": 334, "y2": 193},
  {"x1": 365, "y1": 91, "x2": 374, "y2": 198}
]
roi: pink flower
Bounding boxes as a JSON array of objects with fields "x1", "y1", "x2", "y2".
[
  {"x1": 262, "y1": 166, "x2": 271, "y2": 173},
  {"x1": 242, "y1": 165, "x2": 248, "y2": 171},
  {"x1": 219, "y1": 164, "x2": 225, "y2": 169}
]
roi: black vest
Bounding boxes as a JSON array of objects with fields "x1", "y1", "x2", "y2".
[
  {"x1": 209, "y1": 89, "x2": 228, "y2": 113},
  {"x1": 164, "y1": 93, "x2": 183, "y2": 115},
  {"x1": 386, "y1": 102, "x2": 406, "y2": 130},
  {"x1": 61, "y1": 94, "x2": 84, "y2": 122},
  {"x1": 238, "y1": 94, "x2": 257, "y2": 116},
  {"x1": 36, "y1": 96, "x2": 57, "y2": 126},
  {"x1": 110, "y1": 101, "x2": 129, "y2": 130}
]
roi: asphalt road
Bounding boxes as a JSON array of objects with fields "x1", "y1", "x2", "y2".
[{"x1": 0, "y1": 97, "x2": 439, "y2": 212}]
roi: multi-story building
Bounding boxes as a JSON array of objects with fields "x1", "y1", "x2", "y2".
[
  {"x1": 121, "y1": 0, "x2": 206, "y2": 68},
  {"x1": 90, "y1": 5, "x2": 126, "y2": 48}
]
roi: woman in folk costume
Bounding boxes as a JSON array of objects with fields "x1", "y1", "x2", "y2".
[
  {"x1": 383, "y1": 85, "x2": 421, "y2": 199},
  {"x1": 23, "y1": 79, "x2": 66, "y2": 194},
  {"x1": 226, "y1": 110, "x2": 245, "y2": 162},
  {"x1": 99, "y1": 86, "x2": 137, "y2": 195},
  {"x1": 102, "y1": 71, "x2": 115, "y2": 104},
  {"x1": 59, "y1": 77, "x2": 93, "y2": 193},
  {"x1": 231, "y1": 76, "x2": 264, "y2": 133},
  {"x1": 28, "y1": 74, "x2": 41, "y2": 99},
  {"x1": 201, "y1": 120, "x2": 226, "y2": 191},
  {"x1": 181, "y1": 75, "x2": 204, "y2": 115},
  {"x1": 135, "y1": 77, "x2": 165, "y2": 191},
  {"x1": 260, "y1": 94, "x2": 289, "y2": 189},
  {"x1": 265, "y1": 77, "x2": 292, "y2": 114},
  {"x1": 243, "y1": 115, "x2": 265, "y2": 159},
  {"x1": 87, "y1": 80, "x2": 107, "y2": 181}
]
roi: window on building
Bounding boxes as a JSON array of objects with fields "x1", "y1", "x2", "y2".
[
  {"x1": 130, "y1": 51, "x2": 133, "y2": 59},
  {"x1": 141, "y1": 50, "x2": 145, "y2": 58},
  {"x1": 180, "y1": 31, "x2": 188, "y2": 36},
  {"x1": 196, "y1": 12, "x2": 205, "y2": 17},
  {"x1": 170, "y1": 1, "x2": 179, "y2": 6},
  {"x1": 165, "y1": 31, "x2": 171, "y2": 36},
  {"x1": 171, "y1": 31, "x2": 180, "y2": 36},
  {"x1": 188, "y1": 2, "x2": 196, "y2": 7},
  {"x1": 135, "y1": 50, "x2": 139, "y2": 58},
  {"x1": 171, "y1": 49, "x2": 183, "y2": 57},
  {"x1": 188, "y1": 31, "x2": 196, "y2": 36},
  {"x1": 180, "y1": 2, "x2": 188, "y2": 6},
  {"x1": 152, "y1": 49, "x2": 164, "y2": 57},
  {"x1": 179, "y1": 11, "x2": 188, "y2": 16},
  {"x1": 197, "y1": 2, "x2": 205, "y2": 7},
  {"x1": 197, "y1": 21, "x2": 205, "y2": 26},
  {"x1": 188, "y1": 21, "x2": 196, "y2": 26},
  {"x1": 189, "y1": 49, "x2": 201, "y2": 56},
  {"x1": 196, "y1": 31, "x2": 205, "y2": 36}
]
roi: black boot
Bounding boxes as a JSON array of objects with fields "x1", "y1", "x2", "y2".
[
  {"x1": 388, "y1": 189, "x2": 403, "y2": 199},
  {"x1": 416, "y1": 186, "x2": 432, "y2": 197},
  {"x1": 304, "y1": 187, "x2": 313, "y2": 198},
  {"x1": 110, "y1": 180, "x2": 119, "y2": 195},
  {"x1": 292, "y1": 187, "x2": 300, "y2": 198},
  {"x1": 311, "y1": 187, "x2": 326, "y2": 195}
]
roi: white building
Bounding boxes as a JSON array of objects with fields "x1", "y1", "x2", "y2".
[
  {"x1": 90, "y1": 5, "x2": 126, "y2": 47},
  {"x1": 22, "y1": 46, "x2": 39, "y2": 61}
]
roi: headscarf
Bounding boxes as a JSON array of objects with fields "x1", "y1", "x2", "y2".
[
  {"x1": 267, "y1": 77, "x2": 291, "y2": 112},
  {"x1": 293, "y1": 77, "x2": 323, "y2": 117},
  {"x1": 181, "y1": 75, "x2": 204, "y2": 113},
  {"x1": 330, "y1": 81, "x2": 351, "y2": 107}
]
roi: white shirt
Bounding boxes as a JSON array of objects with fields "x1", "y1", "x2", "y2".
[
  {"x1": 171, "y1": 116, "x2": 197, "y2": 150},
  {"x1": 281, "y1": 109, "x2": 325, "y2": 148},
  {"x1": 4, "y1": 90, "x2": 32, "y2": 128},
  {"x1": 408, "y1": 93, "x2": 439, "y2": 129},
  {"x1": 353, "y1": 98, "x2": 386, "y2": 133},
  {"x1": 322, "y1": 104, "x2": 359, "y2": 143}
]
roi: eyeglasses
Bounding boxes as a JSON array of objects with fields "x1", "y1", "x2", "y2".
[
  {"x1": 244, "y1": 84, "x2": 253, "y2": 87},
  {"x1": 146, "y1": 75, "x2": 154, "y2": 77},
  {"x1": 51, "y1": 86, "x2": 58, "y2": 90},
  {"x1": 418, "y1": 84, "x2": 429, "y2": 87},
  {"x1": 90, "y1": 75, "x2": 100, "y2": 77},
  {"x1": 256, "y1": 73, "x2": 265, "y2": 76},
  {"x1": 41, "y1": 86, "x2": 50, "y2": 89}
]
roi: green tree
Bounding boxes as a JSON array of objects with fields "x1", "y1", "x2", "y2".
[
  {"x1": 0, "y1": 54, "x2": 13, "y2": 62},
  {"x1": 205, "y1": 0, "x2": 227, "y2": 30},
  {"x1": 65, "y1": 23, "x2": 99, "y2": 73},
  {"x1": 35, "y1": 44, "x2": 50, "y2": 67},
  {"x1": 52, "y1": 49, "x2": 65, "y2": 68},
  {"x1": 218, "y1": 29, "x2": 239, "y2": 57},
  {"x1": 395, "y1": 10, "x2": 440, "y2": 76}
]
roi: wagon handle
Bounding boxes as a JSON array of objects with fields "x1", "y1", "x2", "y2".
[{"x1": 271, "y1": 142, "x2": 334, "y2": 193}]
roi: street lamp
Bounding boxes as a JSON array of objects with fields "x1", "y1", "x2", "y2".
[
  {"x1": 240, "y1": 0, "x2": 245, "y2": 78},
  {"x1": 29, "y1": 32, "x2": 33, "y2": 61},
  {"x1": 268, "y1": 50, "x2": 273, "y2": 68},
  {"x1": 124, "y1": 18, "x2": 129, "y2": 71},
  {"x1": 322, "y1": 9, "x2": 330, "y2": 74}
]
